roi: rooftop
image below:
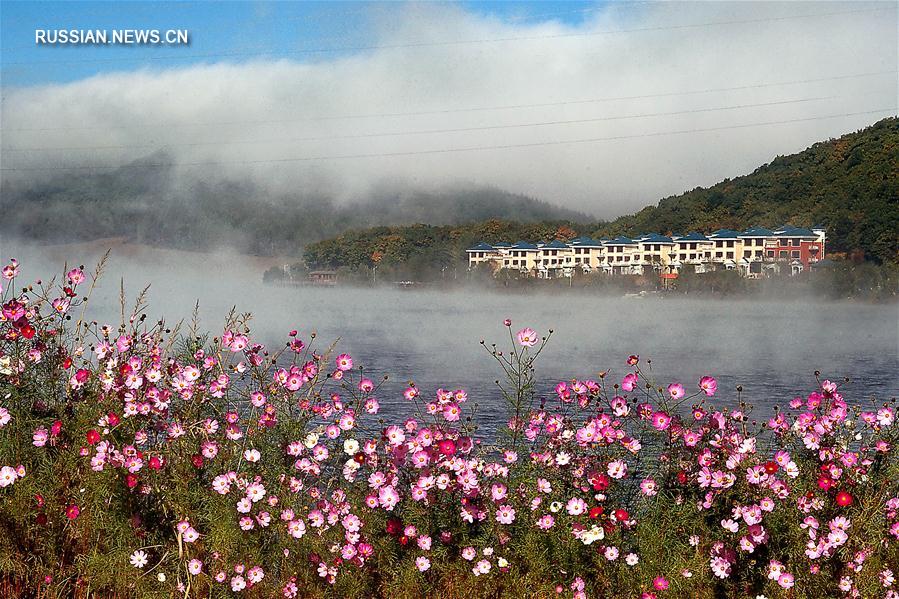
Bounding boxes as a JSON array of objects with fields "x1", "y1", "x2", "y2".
[
  {"x1": 569, "y1": 236, "x2": 603, "y2": 247},
  {"x1": 605, "y1": 236, "x2": 637, "y2": 245},
  {"x1": 774, "y1": 225, "x2": 817, "y2": 237},
  {"x1": 639, "y1": 233, "x2": 674, "y2": 244},
  {"x1": 675, "y1": 232, "x2": 710, "y2": 242},
  {"x1": 467, "y1": 242, "x2": 495, "y2": 252},
  {"x1": 740, "y1": 226, "x2": 774, "y2": 237}
]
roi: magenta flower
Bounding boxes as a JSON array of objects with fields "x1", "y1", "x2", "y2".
[
  {"x1": 667, "y1": 383, "x2": 685, "y2": 399},
  {"x1": 699, "y1": 376, "x2": 717, "y2": 396},
  {"x1": 621, "y1": 373, "x2": 638, "y2": 392},
  {"x1": 651, "y1": 411, "x2": 671, "y2": 431},
  {"x1": 335, "y1": 353, "x2": 353, "y2": 371}
]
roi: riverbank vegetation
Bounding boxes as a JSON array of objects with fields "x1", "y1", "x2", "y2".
[
  {"x1": 267, "y1": 258, "x2": 899, "y2": 302},
  {"x1": 2, "y1": 257, "x2": 898, "y2": 598}
]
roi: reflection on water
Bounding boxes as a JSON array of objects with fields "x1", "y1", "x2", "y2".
[{"x1": 7, "y1": 244, "x2": 899, "y2": 425}]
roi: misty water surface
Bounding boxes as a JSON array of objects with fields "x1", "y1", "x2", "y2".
[{"x1": 6, "y1": 244, "x2": 898, "y2": 426}]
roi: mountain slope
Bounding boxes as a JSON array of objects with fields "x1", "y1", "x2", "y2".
[{"x1": 594, "y1": 117, "x2": 898, "y2": 262}]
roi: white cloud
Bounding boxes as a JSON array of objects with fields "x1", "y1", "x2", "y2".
[{"x1": 1, "y1": 1, "x2": 896, "y2": 217}]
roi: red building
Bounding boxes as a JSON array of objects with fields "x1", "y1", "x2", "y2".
[{"x1": 765, "y1": 225, "x2": 826, "y2": 271}]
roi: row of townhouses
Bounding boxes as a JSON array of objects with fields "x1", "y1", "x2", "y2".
[{"x1": 466, "y1": 225, "x2": 826, "y2": 278}]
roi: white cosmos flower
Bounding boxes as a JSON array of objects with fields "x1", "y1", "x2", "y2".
[
  {"x1": 130, "y1": 550, "x2": 149, "y2": 568},
  {"x1": 344, "y1": 439, "x2": 360, "y2": 455}
]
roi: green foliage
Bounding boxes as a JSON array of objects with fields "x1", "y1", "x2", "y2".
[{"x1": 303, "y1": 220, "x2": 596, "y2": 274}]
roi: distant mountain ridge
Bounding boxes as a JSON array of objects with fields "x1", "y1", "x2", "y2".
[{"x1": 0, "y1": 155, "x2": 587, "y2": 255}]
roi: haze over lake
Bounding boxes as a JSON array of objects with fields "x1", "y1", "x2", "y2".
[{"x1": 7, "y1": 242, "x2": 898, "y2": 424}]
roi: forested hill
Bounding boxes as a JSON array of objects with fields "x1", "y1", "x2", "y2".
[
  {"x1": 595, "y1": 117, "x2": 898, "y2": 262},
  {"x1": 0, "y1": 163, "x2": 587, "y2": 255},
  {"x1": 304, "y1": 117, "x2": 898, "y2": 271}
]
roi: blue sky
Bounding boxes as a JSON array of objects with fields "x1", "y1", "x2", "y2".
[{"x1": 1, "y1": 1, "x2": 605, "y2": 86}]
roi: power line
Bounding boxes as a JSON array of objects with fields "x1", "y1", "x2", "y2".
[
  {"x1": 1, "y1": 109, "x2": 892, "y2": 172},
  {"x1": 0, "y1": 96, "x2": 836, "y2": 153},
  {"x1": 1, "y1": 6, "x2": 892, "y2": 67},
  {"x1": 2, "y1": 70, "x2": 892, "y2": 134}
]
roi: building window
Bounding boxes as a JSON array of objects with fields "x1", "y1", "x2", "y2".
[
  {"x1": 726, "y1": 252, "x2": 734, "y2": 259},
  {"x1": 767, "y1": 250, "x2": 774, "y2": 258},
  {"x1": 792, "y1": 239, "x2": 801, "y2": 247},
  {"x1": 744, "y1": 251, "x2": 751, "y2": 258},
  {"x1": 715, "y1": 251, "x2": 723, "y2": 258},
  {"x1": 791, "y1": 250, "x2": 800, "y2": 258},
  {"x1": 779, "y1": 250, "x2": 788, "y2": 259}
]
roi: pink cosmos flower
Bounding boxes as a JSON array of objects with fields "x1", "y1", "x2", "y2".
[
  {"x1": 495, "y1": 505, "x2": 516, "y2": 524},
  {"x1": 416, "y1": 556, "x2": 431, "y2": 572},
  {"x1": 32, "y1": 427, "x2": 49, "y2": 447},
  {"x1": 621, "y1": 373, "x2": 638, "y2": 392},
  {"x1": 230, "y1": 575, "x2": 246, "y2": 592},
  {"x1": 651, "y1": 411, "x2": 671, "y2": 431},
  {"x1": 188, "y1": 559, "x2": 203, "y2": 575},
  {"x1": 378, "y1": 486, "x2": 400, "y2": 510},
  {"x1": 247, "y1": 566, "x2": 264, "y2": 584},
  {"x1": 667, "y1": 383, "x2": 685, "y2": 399},
  {"x1": 653, "y1": 576, "x2": 669, "y2": 591},
  {"x1": 566, "y1": 497, "x2": 587, "y2": 516},
  {"x1": 639, "y1": 478, "x2": 658, "y2": 496},
  {"x1": 699, "y1": 376, "x2": 717, "y2": 396},
  {"x1": 0, "y1": 466, "x2": 18, "y2": 487},
  {"x1": 66, "y1": 267, "x2": 85, "y2": 285},
  {"x1": 607, "y1": 459, "x2": 628, "y2": 479},
  {"x1": 335, "y1": 354, "x2": 354, "y2": 371},
  {"x1": 778, "y1": 573, "x2": 795, "y2": 589},
  {"x1": 516, "y1": 328, "x2": 538, "y2": 347},
  {"x1": 51, "y1": 297, "x2": 70, "y2": 314},
  {"x1": 443, "y1": 403, "x2": 461, "y2": 422}
]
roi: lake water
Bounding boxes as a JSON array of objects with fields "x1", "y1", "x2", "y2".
[{"x1": 6, "y1": 243, "x2": 898, "y2": 426}]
